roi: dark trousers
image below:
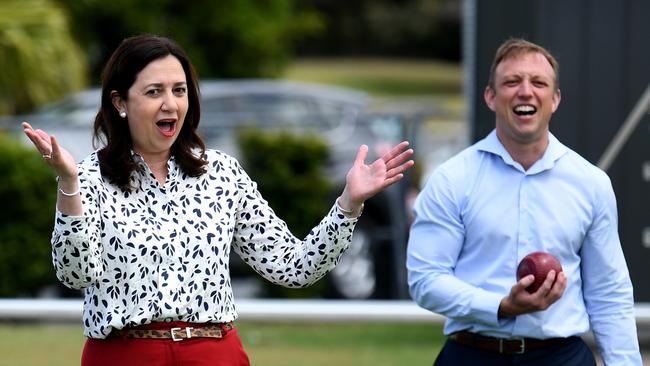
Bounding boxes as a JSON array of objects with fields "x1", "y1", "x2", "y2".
[{"x1": 433, "y1": 336, "x2": 596, "y2": 366}]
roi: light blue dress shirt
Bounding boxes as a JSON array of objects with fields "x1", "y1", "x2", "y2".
[{"x1": 407, "y1": 130, "x2": 641, "y2": 365}]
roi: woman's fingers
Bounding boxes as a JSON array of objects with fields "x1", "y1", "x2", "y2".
[
  {"x1": 354, "y1": 144, "x2": 369, "y2": 166},
  {"x1": 50, "y1": 135, "x2": 61, "y2": 157},
  {"x1": 23, "y1": 123, "x2": 51, "y2": 153},
  {"x1": 22, "y1": 122, "x2": 78, "y2": 180},
  {"x1": 381, "y1": 141, "x2": 410, "y2": 162},
  {"x1": 22, "y1": 122, "x2": 61, "y2": 165},
  {"x1": 34, "y1": 128, "x2": 51, "y2": 143},
  {"x1": 385, "y1": 149, "x2": 415, "y2": 172},
  {"x1": 381, "y1": 142, "x2": 414, "y2": 169},
  {"x1": 385, "y1": 159, "x2": 415, "y2": 178}
]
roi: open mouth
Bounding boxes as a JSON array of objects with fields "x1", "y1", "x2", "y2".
[
  {"x1": 513, "y1": 104, "x2": 537, "y2": 116},
  {"x1": 156, "y1": 119, "x2": 177, "y2": 137}
]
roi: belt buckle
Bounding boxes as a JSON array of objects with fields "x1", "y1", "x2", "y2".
[
  {"x1": 171, "y1": 327, "x2": 193, "y2": 341},
  {"x1": 500, "y1": 338, "x2": 525, "y2": 354}
]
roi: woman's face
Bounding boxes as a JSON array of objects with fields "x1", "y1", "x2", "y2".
[{"x1": 116, "y1": 55, "x2": 188, "y2": 160}]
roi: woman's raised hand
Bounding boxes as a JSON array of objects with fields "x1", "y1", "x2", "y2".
[
  {"x1": 338, "y1": 141, "x2": 415, "y2": 214},
  {"x1": 22, "y1": 122, "x2": 78, "y2": 180}
]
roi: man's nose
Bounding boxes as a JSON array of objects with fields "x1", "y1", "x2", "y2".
[{"x1": 517, "y1": 81, "x2": 533, "y2": 97}]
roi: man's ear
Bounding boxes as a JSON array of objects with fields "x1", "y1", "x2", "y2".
[
  {"x1": 551, "y1": 88, "x2": 561, "y2": 113},
  {"x1": 484, "y1": 86, "x2": 496, "y2": 112}
]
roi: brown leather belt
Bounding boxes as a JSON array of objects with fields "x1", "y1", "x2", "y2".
[
  {"x1": 449, "y1": 331, "x2": 575, "y2": 355},
  {"x1": 109, "y1": 322, "x2": 234, "y2": 341}
]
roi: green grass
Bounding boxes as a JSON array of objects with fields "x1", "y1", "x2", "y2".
[
  {"x1": 283, "y1": 57, "x2": 462, "y2": 97},
  {"x1": 240, "y1": 321, "x2": 444, "y2": 366},
  {"x1": 0, "y1": 321, "x2": 445, "y2": 366},
  {"x1": 0, "y1": 323, "x2": 85, "y2": 366}
]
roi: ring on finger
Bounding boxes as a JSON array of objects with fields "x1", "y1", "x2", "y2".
[{"x1": 42, "y1": 153, "x2": 52, "y2": 160}]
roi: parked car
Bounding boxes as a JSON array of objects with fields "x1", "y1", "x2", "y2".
[{"x1": 1, "y1": 79, "x2": 416, "y2": 299}]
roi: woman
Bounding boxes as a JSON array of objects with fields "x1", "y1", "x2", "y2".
[{"x1": 22, "y1": 35, "x2": 414, "y2": 365}]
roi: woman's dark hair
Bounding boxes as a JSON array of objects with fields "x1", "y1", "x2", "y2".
[{"x1": 93, "y1": 34, "x2": 207, "y2": 192}]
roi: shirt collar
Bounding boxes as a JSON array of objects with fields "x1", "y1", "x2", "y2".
[
  {"x1": 475, "y1": 129, "x2": 569, "y2": 174},
  {"x1": 129, "y1": 150, "x2": 177, "y2": 166},
  {"x1": 129, "y1": 150, "x2": 179, "y2": 181}
]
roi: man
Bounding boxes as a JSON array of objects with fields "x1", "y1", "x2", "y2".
[{"x1": 407, "y1": 38, "x2": 642, "y2": 365}]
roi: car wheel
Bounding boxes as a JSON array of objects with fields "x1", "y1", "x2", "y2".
[{"x1": 329, "y1": 220, "x2": 377, "y2": 299}]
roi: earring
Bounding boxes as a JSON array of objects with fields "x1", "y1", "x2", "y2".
[{"x1": 119, "y1": 111, "x2": 127, "y2": 118}]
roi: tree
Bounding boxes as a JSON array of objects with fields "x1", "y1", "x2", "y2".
[
  {"x1": 296, "y1": 0, "x2": 461, "y2": 60},
  {"x1": 56, "y1": 0, "x2": 324, "y2": 80},
  {"x1": 0, "y1": 0, "x2": 87, "y2": 115}
]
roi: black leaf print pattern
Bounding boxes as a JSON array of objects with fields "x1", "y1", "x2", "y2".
[{"x1": 50, "y1": 150, "x2": 358, "y2": 339}]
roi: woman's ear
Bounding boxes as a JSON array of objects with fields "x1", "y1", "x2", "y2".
[{"x1": 110, "y1": 91, "x2": 126, "y2": 116}]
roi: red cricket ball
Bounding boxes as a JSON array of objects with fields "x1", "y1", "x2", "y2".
[{"x1": 516, "y1": 251, "x2": 563, "y2": 293}]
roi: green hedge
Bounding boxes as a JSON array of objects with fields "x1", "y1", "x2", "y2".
[
  {"x1": 239, "y1": 129, "x2": 332, "y2": 238},
  {"x1": 238, "y1": 129, "x2": 333, "y2": 298},
  {"x1": 0, "y1": 133, "x2": 57, "y2": 297}
]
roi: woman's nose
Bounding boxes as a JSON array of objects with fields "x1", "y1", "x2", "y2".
[{"x1": 161, "y1": 91, "x2": 178, "y2": 112}]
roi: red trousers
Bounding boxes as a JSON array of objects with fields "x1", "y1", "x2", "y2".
[{"x1": 81, "y1": 321, "x2": 250, "y2": 366}]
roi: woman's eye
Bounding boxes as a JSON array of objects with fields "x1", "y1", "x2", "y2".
[
  {"x1": 146, "y1": 89, "x2": 160, "y2": 96},
  {"x1": 174, "y1": 87, "x2": 187, "y2": 95}
]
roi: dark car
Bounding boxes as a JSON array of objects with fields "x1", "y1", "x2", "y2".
[{"x1": 2, "y1": 79, "x2": 417, "y2": 299}]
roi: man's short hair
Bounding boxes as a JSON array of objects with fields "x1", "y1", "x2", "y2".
[{"x1": 487, "y1": 38, "x2": 560, "y2": 92}]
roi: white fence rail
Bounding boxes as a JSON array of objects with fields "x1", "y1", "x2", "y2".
[
  {"x1": 2, "y1": 299, "x2": 650, "y2": 325},
  {"x1": 0, "y1": 299, "x2": 443, "y2": 323}
]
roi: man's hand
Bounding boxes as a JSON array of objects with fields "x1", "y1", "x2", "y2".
[{"x1": 498, "y1": 270, "x2": 567, "y2": 318}]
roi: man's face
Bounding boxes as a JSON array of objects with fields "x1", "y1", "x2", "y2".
[{"x1": 484, "y1": 52, "x2": 561, "y2": 147}]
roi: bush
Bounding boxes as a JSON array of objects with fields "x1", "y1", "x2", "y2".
[
  {"x1": 0, "y1": 133, "x2": 58, "y2": 296},
  {"x1": 238, "y1": 129, "x2": 333, "y2": 297},
  {"x1": 238, "y1": 129, "x2": 332, "y2": 238}
]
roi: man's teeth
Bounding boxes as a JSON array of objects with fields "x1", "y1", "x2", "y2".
[{"x1": 514, "y1": 105, "x2": 536, "y2": 115}]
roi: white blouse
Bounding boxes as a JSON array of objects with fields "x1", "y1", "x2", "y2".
[{"x1": 52, "y1": 150, "x2": 357, "y2": 338}]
